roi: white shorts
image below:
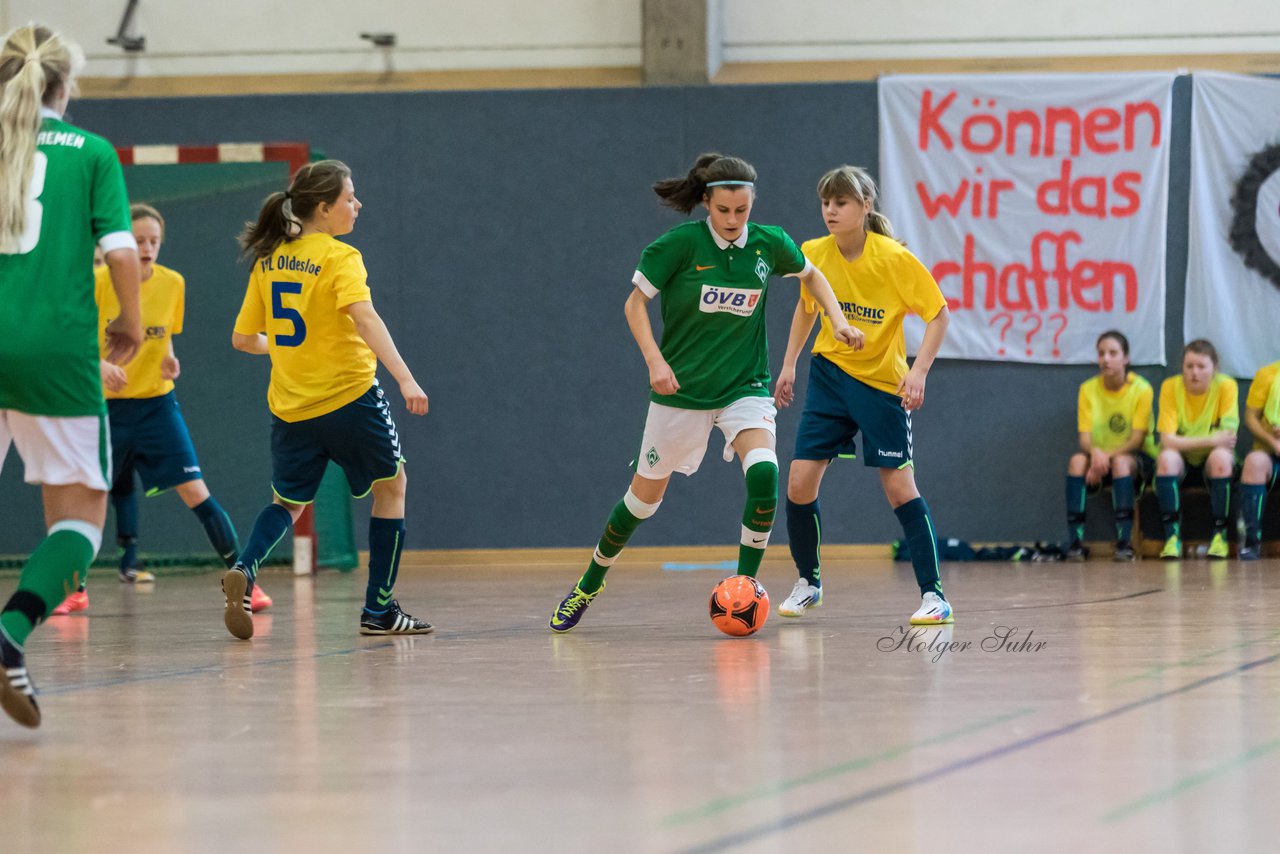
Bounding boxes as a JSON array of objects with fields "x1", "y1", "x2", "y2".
[
  {"x1": 0, "y1": 410, "x2": 111, "y2": 491},
  {"x1": 636, "y1": 396, "x2": 777, "y2": 479}
]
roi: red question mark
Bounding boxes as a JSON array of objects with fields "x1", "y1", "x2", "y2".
[
  {"x1": 989, "y1": 313, "x2": 1013, "y2": 356},
  {"x1": 1049, "y1": 313, "x2": 1068, "y2": 357},
  {"x1": 1021, "y1": 313, "x2": 1042, "y2": 357}
]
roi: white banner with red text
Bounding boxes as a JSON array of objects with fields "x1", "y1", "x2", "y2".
[
  {"x1": 879, "y1": 73, "x2": 1174, "y2": 365},
  {"x1": 1185, "y1": 72, "x2": 1280, "y2": 379}
]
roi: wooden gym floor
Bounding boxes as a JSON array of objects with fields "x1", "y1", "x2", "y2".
[{"x1": 1, "y1": 551, "x2": 1278, "y2": 853}]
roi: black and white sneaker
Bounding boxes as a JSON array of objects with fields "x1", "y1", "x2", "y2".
[
  {"x1": 221, "y1": 567, "x2": 254, "y2": 640},
  {"x1": 1, "y1": 632, "x2": 40, "y2": 728},
  {"x1": 359, "y1": 601, "x2": 433, "y2": 636}
]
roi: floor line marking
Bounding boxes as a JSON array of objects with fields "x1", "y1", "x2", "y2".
[
  {"x1": 662, "y1": 707, "x2": 1034, "y2": 827},
  {"x1": 676, "y1": 650, "x2": 1280, "y2": 854},
  {"x1": 1100, "y1": 736, "x2": 1280, "y2": 822}
]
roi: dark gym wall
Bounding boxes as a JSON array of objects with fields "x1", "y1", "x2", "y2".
[{"x1": 1, "y1": 77, "x2": 1207, "y2": 552}]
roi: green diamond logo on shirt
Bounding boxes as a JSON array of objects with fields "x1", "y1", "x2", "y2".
[
  {"x1": 646, "y1": 447, "x2": 660, "y2": 467},
  {"x1": 755, "y1": 257, "x2": 770, "y2": 283}
]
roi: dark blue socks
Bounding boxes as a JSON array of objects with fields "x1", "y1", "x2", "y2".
[
  {"x1": 894, "y1": 497, "x2": 943, "y2": 597},
  {"x1": 192, "y1": 496, "x2": 240, "y2": 568},
  {"x1": 1111, "y1": 475, "x2": 1135, "y2": 542},
  {"x1": 785, "y1": 498, "x2": 822, "y2": 587},
  {"x1": 1066, "y1": 475, "x2": 1086, "y2": 543},
  {"x1": 1156, "y1": 475, "x2": 1180, "y2": 539},
  {"x1": 112, "y1": 490, "x2": 139, "y2": 570},
  {"x1": 365, "y1": 517, "x2": 406, "y2": 614},
  {"x1": 239, "y1": 503, "x2": 294, "y2": 584},
  {"x1": 1242, "y1": 483, "x2": 1266, "y2": 547}
]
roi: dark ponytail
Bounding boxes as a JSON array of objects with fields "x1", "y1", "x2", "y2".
[
  {"x1": 652, "y1": 152, "x2": 757, "y2": 214},
  {"x1": 238, "y1": 159, "x2": 351, "y2": 260}
]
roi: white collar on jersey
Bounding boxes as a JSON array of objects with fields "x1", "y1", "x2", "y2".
[
  {"x1": 39, "y1": 106, "x2": 61, "y2": 119},
  {"x1": 705, "y1": 217, "x2": 748, "y2": 250}
]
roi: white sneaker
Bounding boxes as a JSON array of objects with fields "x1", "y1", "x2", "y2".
[
  {"x1": 777, "y1": 578, "x2": 822, "y2": 617},
  {"x1": 910, "y1": 591, "x2": 954, "y2": 625}
]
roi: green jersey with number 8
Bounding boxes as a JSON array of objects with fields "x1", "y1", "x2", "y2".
[{"x1": 0, "y1": 111, "x2": 133, "y2": 416}]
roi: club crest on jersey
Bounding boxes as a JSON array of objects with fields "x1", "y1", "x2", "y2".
[
  {"x1": 700, "y1": 285, "x2": 761, "y2": 317},
  {"x1": 755, "y1": 257, "x2": 770, "y2": 283}
]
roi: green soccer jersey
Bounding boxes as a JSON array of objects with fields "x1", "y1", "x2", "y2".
[
  {"x1": 0, "y1": 112, "x2": 133, "y2": 416},
  {"x1": 633, "y1": 220, "x2": 808, "y2": 410}
]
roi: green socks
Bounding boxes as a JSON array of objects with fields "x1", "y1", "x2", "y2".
[
  {"x1": 578, "y1": 489, "x2": 660, "y2": 594},
  {"x1": 1, "y1": 522, "x2": 99, "y2": 647},
  {"x1": 737, "y1": 449, "x2": 778, "y2": 578}
]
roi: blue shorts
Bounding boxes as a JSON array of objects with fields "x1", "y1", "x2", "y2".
[
  {"x1": 108, "y1": 391, "x2": 202, "y2": 496},
  {"x1": 271, "y1": 382, "x2": 404, "y2": 503},
  {"x1": 794, "y1": 355, "x2": 913, "y2": 469}
]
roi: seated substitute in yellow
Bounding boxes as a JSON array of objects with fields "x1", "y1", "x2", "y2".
[
  {"x1": 1154, "y1": 339, "x2": 1239, "y2": 559},
  {"x1": 1239, "y1": 358, "x2": 1280, "y2": 560},
  {"x1": 1063, "y1": 330, "x2": 1155, "y2": 563}
]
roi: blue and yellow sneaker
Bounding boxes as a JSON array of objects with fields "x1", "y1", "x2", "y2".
[
  {"x1": 1207, "y1": 531, "x2": 1230, "y2": 559},
  {"x1": 909, "y1": 591, "x2": 954, "y2": 626},
  {"x1": 549, "y1": 583, "x2": 603, "y2": 633},
  {"x1": 1159, "y1": 535, "x2": 1182, "y2": 560}
]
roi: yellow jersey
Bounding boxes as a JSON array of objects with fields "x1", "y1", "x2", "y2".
[
  {"x1": 1077, "y1": 372, "x2": 1155, "y2": 456},
  {"x1": 800, "y1": 232, "x2": 947, "y2": 395},
  {"x1": 1157, "y1": 373, "x2": 1239, "y2": 466},
  {"x1": 1245, "y1": 360, "x2": 1280, "y2": 452},
  {"x1": 95, "y1": 262, "x2": 184, "y2": 400},
  {"x1": 234, "y1": 233, "x2": 376, "y2": 422}
]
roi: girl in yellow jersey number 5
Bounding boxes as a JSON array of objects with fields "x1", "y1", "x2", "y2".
[
  {"x1": 776, "y1": 166, "x2": 953, "y2": 626},
  {"x1": 226, "y1": 160, "x2": 430, "y2": 640}
]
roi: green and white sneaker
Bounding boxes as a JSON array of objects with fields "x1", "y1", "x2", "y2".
[
  {"x1": 1207, "y1": 531, "x2": 1230, "y2": 559},
  {"x1": 549, "y1": 583, "x2": 603, "y2": 633}
]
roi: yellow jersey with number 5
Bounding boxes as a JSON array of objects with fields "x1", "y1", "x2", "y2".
[{"x1": 234, "y1": 233, "x2": 375, "y2": 422}]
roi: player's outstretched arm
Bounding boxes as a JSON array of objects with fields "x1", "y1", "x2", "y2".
[
  {"x1": 898, "y1": 306, "x2": 950, "y2": 411},
  {"x1": 231, "y1": 331, "x2": 269, "y2": 354},
  {"x1": 623, "y1": 286, "x2": 678, "y2": 395},
  {"x1": 345, "y1": 300, "x2": 428, "y2": 415},
  {"x1": 798, "y1": 265, "x2": 862, "y2": 350},
  {"x1": 776, "y1": 298, "x2": 818, "y2": 408}
]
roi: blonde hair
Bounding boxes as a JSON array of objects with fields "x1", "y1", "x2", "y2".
[
  {"x1": 0, "y1": 24, "x2": 83, "y2": 245},
  {"x1": 816, "y1": 165, "x2": 896, "y2": 240}
]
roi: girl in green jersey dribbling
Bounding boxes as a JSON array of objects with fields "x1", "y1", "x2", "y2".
[{"x1": 550, "y1": 153, "x2": 862, "y2": 633}]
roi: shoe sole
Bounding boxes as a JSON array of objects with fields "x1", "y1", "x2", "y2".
[
  {"x1": 358, "y1": 625, "x2": 434, "y2": 636},
  {"x1": 0, "y1": 675, "x2": 40, "y2": 728},
  {"x1": 910, "y1": 615, "x2": 956, "y2": 626},
  {"x1": 778, "y1": 598, "x2": 822, "y2": 618},
  {"x1": 222, "y1": 570, "x2": 254, "y2": 640}
]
